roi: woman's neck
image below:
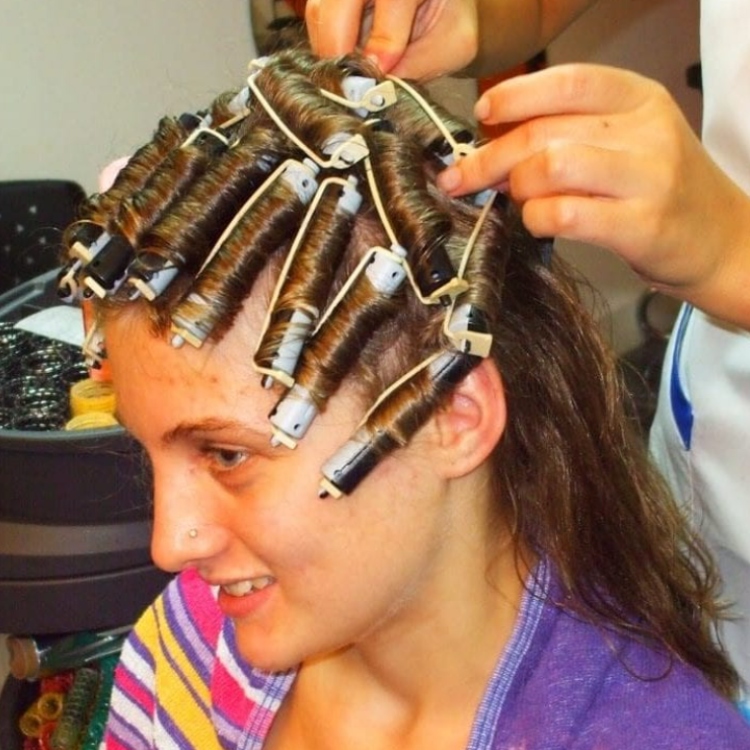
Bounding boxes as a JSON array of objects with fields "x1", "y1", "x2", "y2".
[{"x1": 268, "y1": 534, "x2": 530, "y2": 750}]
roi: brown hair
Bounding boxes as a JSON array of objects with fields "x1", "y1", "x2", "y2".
[{"x1": 61, "y1": 48, "x2": 737, "y2": 697}]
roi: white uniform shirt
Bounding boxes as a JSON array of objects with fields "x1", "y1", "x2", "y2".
[{"x1": 650, "y1": 0, "x2": 750, "y2": 702}]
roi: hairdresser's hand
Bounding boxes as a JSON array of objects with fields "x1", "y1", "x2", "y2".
[
  {"x1": 305, "y1": 0, "x2": 479, "y2": 79},
  {"x1": 438, "y1": 63, "x2": 750, "y2": 328}
]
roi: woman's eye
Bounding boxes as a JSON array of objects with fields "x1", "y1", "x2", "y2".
[{"x1": 205, "y1": 447, "x2": 249, "y2": 470}]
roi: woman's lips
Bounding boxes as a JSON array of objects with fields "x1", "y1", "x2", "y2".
[{"x1": 216, "y1": 575, "x2": 276, "y2": 619}]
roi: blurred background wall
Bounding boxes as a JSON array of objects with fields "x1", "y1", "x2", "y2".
[{"x1": 0, "y1": 1, "x2": 257, "y2": 192}]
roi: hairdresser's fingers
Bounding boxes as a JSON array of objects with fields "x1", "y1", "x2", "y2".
[
  {"x1": 364, "y1": 0, "x2": 429, "y2": 73},
  {"x1": 520, "y1": 195, "x2": 644, "y2": 261},
  {"x1": 437, "y1": 112, "x2": 626, "y2": 197},
  {"x1": 474, "y1": 64, "x2": 659, "y2": 125},
  {"x1": 306, "y1": 0, "x2": 371, "y2": 57},
  {"x1": 441, "y1": 73, "x2": 684, "y2": 199},
  {"x1": 519, "y1": 191, "x2": 706, "y2": 295},
  {"x1": 507, "y1": 143, "x2": 653, "y2": 205},
  {"x1": 389, "y1": 0, "x2": 479, "y2": 80},
  {"x1": 508, "y1": 145, "x2": 666, "y2": 255},
  {"x1": 511, "y1": 140, "x2": 687, "y2": 265},
  {"x1": 437, "y1": 134, "x2": 520, "y2": 196},
  {"x1": 523, "y1": 190, "x2": 679, "y2": 278},
  {"x1": 307, "y1": 0, "x2": 426, "y2": 73}
]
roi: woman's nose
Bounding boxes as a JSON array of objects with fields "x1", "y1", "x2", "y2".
[{"x1": 149, "y1": 463, "x2": 229, "y2": 573}]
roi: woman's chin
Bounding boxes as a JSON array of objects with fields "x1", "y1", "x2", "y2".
[{"x1": 234, "y1": 626, "x2": 304, "y2": 675}]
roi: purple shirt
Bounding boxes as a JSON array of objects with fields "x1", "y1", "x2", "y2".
[{"x1": 477, "y1": 561, "x2": 750, "y2": 749}]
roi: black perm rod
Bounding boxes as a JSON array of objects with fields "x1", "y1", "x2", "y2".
[
  {"x1": 318, "y1": 351, "x2": 480, "y2": 498},
  {"x1": 82, "y1": 234, "x2": 135, "y2": 299}
]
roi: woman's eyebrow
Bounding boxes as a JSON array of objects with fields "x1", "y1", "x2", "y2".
[{"x1": 162, "y1": 418, "x2": 269, "y2": 446}]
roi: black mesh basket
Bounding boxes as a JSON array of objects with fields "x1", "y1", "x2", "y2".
[{"x1": 0, "y1": 270, "x2": 170, "y2": 636}]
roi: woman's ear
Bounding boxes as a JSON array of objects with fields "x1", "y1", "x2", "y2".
[{"x1": 429, "y1": 358, "x2": 507, "y2": 479}]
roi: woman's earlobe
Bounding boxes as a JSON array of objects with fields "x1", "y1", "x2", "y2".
[{"x1": 432, "y1": 358, "x2": 506, "y2": 479}]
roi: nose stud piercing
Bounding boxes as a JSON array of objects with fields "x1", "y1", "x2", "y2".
[{"x1": 188, "y1": 528, "x2": 198, "y2": 539}]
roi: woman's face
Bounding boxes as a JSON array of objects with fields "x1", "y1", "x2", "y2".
[{"x1": 106, "y1": 301, "x2": 490, "y2": 672}]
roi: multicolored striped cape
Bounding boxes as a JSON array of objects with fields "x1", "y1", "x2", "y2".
[{"x1": 104, "y1": 569, "x2": 294, "y2": 749}]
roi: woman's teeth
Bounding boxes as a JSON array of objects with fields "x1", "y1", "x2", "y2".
[{"x1": 222, "y1": 576, "x2": 274, "y2": 597}]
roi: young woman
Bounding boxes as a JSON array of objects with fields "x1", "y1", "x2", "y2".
[{"x1": 61, "y1": 48, "x2": 750, "y2": 749}]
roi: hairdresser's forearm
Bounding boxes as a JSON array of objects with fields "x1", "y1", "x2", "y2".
[{"x1": 468, "y1": 0, "x2": 600, "y2": 77}]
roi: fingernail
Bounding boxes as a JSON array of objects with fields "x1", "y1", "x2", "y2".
[
  {"x1": 474, "y1": 96, "x2": 490, "y2": 122},
  {"x1": 437, "y1": 166, "x2": 461, "y2": 193}
]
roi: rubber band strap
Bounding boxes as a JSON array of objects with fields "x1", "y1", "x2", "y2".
[
  {"x1": 363, "y1": 351, "x2": 443, "y2": 426},
  {"x1": 441, "y1": 195, "x2": 496, "y2": 354},
  {"x1": 312, "y1": 244, "x2": 407, "y2": 336},
  {"x1": 387, "y1": 75, "x2": 474, "y2": 161},
  {"x1": 195, "y1": 158, "x2": 319, "y2": 277},
  {"x1": 247, "y1": 62, "x2": 369, "y2": 169},
  {"x1": 363, "y1": 152, "x2": 461, "y2": 303},
  {"x1": 180, "y1": 126, "x2": 230, "y2": 149},
  {"x1": 388, "y1": 74, "x2": 495, "y2": 207},
  {"x1": 365, "y1": 153, "x2": 489, "y2": 305},
  {"x1": 252, "y1": 176, "x2": 356, "y2": 388}
]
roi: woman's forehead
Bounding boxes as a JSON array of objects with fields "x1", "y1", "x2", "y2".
[
  {"x1": 106, "y1": 312, "x2": 272, "y2": 431},
  {"x1": 105, "y1": 295, "x2": 266, "y2": 377}
]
